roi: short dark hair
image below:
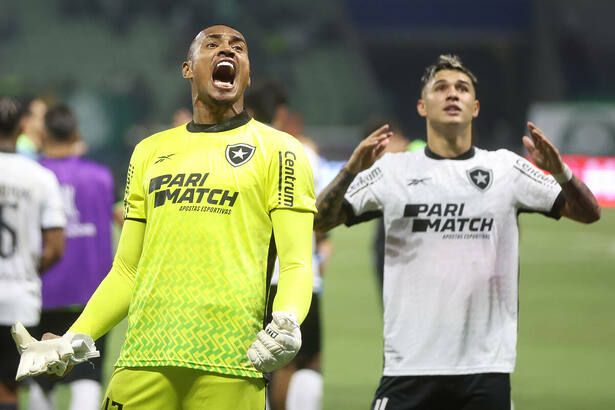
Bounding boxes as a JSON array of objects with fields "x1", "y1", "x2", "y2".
[
  {"x1": 45, "y1": 104, "x2": 77, "y2": 142},
  {"x1": 187, "y1": 35, "x2": 200, "y2": 62},
  {"x1": 244, "y1": 79, "x2": 288, "y2": 124},
  {"x1": 0, "y1": 96, "x2": 25, "y2": 137},
  {"x1": 420, "y1": 54, "x2": 478, "y2": 92},
  {"x1": 186, "y1": 25, "x2": 245, "y2": 62}
]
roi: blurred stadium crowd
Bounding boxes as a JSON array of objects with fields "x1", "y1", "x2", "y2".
[{"x1": 3, "y1": 0, "x2": 615, "y2": 192}]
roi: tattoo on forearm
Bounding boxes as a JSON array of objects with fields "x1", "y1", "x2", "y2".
[
  {"x1": 561, "y1": 176, "x2": 601, "y2": 223},
  {"x1": 314, "y1": 168, "x2": 357, "y2": 232}
]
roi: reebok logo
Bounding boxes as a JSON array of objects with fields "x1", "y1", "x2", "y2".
[
  {"x1": 407, "y1": 177, "x2": 431, "y2": 186},
  {"x1": 154, "y1": 153, "x2": 175, "y2": 164}
]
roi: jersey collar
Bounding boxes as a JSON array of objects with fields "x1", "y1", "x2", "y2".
[
  {"x1": 424, "y1": 145, "x2": 475, "y2": 160},
  {"x1": 186, "y1": 110, "x2": 251, "y2": 133}
]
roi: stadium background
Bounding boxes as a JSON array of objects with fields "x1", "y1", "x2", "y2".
[{"x1": 2, "y1": 0, "x2": 613, "y2": 408}]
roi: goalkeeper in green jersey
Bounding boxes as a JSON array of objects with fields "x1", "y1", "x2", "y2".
[{"x1": 11, "y1": 25, "x2": 316, "y2": 410}]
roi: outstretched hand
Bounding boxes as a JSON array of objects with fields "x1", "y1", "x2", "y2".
[
  {"x1": 522, "y1": 122, "x2": 564, "y2": 174},
  {"x1": 345, "y1": 124, "x2": 392, "y2": 174},
  {"x1": 11, "y1": 322, "x2": 99, "y2": 381}
]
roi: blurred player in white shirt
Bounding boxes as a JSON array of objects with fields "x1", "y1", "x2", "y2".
[
  {"x1": 314, "y1": 55, "x2": 600, "y2": 410},
  {"x1": 0, "y1": 96, "x2": 65, "y2": 410}
]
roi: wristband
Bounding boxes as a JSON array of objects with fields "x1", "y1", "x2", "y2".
[{"x1": 552, "y1": 163, "x2": 572, "y2": 184}]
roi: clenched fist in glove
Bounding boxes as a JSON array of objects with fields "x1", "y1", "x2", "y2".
[{"x1": 247, "y1": 311, "x2": 301, "y2": 373}]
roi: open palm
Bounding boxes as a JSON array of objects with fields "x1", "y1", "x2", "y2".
[
  {"x1": 346, "y1": 124, "x2": 392, "y2": 174},
  {"x1": 522, "y1": 122, "x2": 564, "y2": 174}
]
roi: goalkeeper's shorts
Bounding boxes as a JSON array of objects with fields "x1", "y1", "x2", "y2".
[{"x1": 101, "y1": 366, "x2": 265, "y2": 410}]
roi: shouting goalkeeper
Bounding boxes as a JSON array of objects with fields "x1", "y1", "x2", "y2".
[{"x1": 12, "y1": 25, "x2": 316, "y2": 410}]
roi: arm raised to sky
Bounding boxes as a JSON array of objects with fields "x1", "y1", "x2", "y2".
[
  {"x1": 314, "y1": 124, "x2": 391, "y2": 232},
  {"x1": 523, "y1": 122, "x2": 601, "y2": 224}
]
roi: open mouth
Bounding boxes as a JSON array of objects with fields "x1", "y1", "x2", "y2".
[
  {"x1": 212, "y1": 60, "x2": 236, "y2": 90},
  {"x1": 444, "y1": 105, "x2": 461, "y2": 114}
]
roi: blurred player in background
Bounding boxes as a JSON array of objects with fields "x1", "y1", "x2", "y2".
[
  {"x1": 171, "y1": 107, "x2": 193, "y2": 128},
  {"x1": 26, "y1": 104, "x2": 115, "y2": 410},
  {"x1": 315, "y1": 54, "x2": 601, "y2": 410},
  {"x1": 0, "y1": 96, "x2": 65, "y2": 410},
  {"x1": 16, "y1": 97, "x2": 47, "y2": 159},
  {"x1": 11, "y1": 25, "x2": 316, "y2": 410},
  {"x1": 360, "y1": 117, "x2": 425, "y2": 297},
  {"x1": 112, "y1": 107, "x2": 196, "y2": 227},
  {"x1": 246, "y1": 79, "x2": 328, "y2": 410}
]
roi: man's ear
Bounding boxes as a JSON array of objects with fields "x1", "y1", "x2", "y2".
[
  {"x1": 182, "y1": 61, "x2": 193, "y2": 79},
  {"x1": 417, "y1": 99, "x2": 427, "y2": 118},
  {"x1": 473, "y1": 100, "x2": 480, "y2": 118}
]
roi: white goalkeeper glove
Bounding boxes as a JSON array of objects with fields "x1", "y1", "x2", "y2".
[
  {"x1": 11, "y1": 321, "x2": 100, "y2": 381},
  {"x1": 247, "y1": 311, "x2": 302, "y2": 373}
]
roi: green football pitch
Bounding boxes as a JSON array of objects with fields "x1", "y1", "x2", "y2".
[{"x1": 25, "y1": 209, "x2": 615, "y2": 409}]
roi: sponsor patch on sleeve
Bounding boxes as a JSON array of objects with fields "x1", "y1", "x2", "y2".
[
  {"x1": 347, "y1": 166, "x2": 383, "y2": 197},
  {"x1": 278, "y1": 150, "x2": 297, "y2": 207},
  {"x1": 513, "y1": 158, "x2": 559, "y2": 187},
  {"x1": 123, "y1": 163, "x2": 135, "y2": 216}
]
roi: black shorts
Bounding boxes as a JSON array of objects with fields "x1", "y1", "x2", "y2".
[
  {"x1": 31, "y1": 309, "x2": 107, "y2": 390},
  {"x1": 371, "y1": 373, "x2": 511, "y2": 410},
  {"x1": 266, "y1": 285, "x2": 321, "y2": 368},
  {"x1": 0, "y1": 325, "x2": 21, "y2": 386}
]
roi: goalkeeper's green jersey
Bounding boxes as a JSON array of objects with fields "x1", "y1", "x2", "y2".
[{"x1": 117, "y1": 111, "x2": 316, "y2": 378}]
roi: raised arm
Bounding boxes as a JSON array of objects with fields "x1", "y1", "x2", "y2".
[
  {"x1": 314, "y1": 124, "x2": 391, "y2": 232},
  {"x1": 314, "y1": 167, "x2": 357, "y2": 232},
  {"x1": 523, "y1": 122, "x2": 601, "y2": 223}
]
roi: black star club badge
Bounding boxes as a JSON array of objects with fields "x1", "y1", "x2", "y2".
[
  {"x1": 466, "y1": 167, "x2": 493, "y2": 191},
  {"x1": 225, "y1": 143, "x2": 256, "y2": 167}
]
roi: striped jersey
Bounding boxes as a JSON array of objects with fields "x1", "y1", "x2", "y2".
[{"x1": 0, "y1": 152, "x2": 65, "y2": 326}]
